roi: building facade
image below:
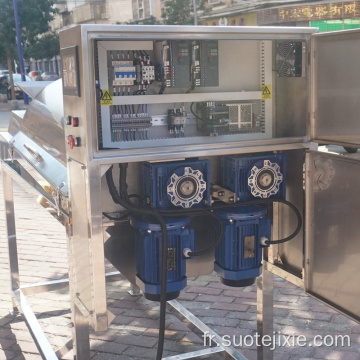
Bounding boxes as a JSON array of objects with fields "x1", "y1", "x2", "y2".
[
  {"x1": 199, "y1": 0, "x2": 360, "y2": 31},
  {"x1": 131, "y1": 0, "x2": 164, "y2": 23},
  {"x1": 30, "y1": 0, "x2": 360, "y2": 73},
  {"x1": 30, "y1": 0, "x2": 133, "y2": 73}
]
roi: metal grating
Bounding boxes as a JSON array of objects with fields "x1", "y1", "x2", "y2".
[{"x1": 228, "y1": 104, "x2": 253, "y2": 131}]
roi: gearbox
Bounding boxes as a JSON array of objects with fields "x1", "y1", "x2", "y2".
[
  {"x1": 221, "y1": 153, "x2": 286, "y2": 202},
  {"x1": 143, "y1": 159, "x2": 210, "y2": 209}
]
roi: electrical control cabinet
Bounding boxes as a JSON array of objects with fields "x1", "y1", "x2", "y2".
[
  {"x1": 97, "y1": 37, "x2": 274, "y2": 151},
  {"x1": 57, "y1": 25, "x2": 360, "y2": 340}
]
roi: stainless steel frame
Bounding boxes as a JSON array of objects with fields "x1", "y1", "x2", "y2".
[{"x1": 4, "y1": 24, "x2": 360, "y2": 360}]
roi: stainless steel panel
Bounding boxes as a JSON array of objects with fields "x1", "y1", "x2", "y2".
[
  {"x1": 276, "y1": 77, "x2": 308, "y2": 138},
  {"x1": 11, "y1": 131, "x2": 68, "y2": 195},
  {"x1": 311, "y1": 29, "x2": 360, "y2": 147},
  {"x1": 305, "y1": 151, "x2": 360, "y2": 322},
  {"x1": 8, "y1": 80, "x2": 66, "y2": 165},
  {"x1": 277, "y1": 149, "x2": 305, "y2": 275},
  {"x1": 67, "y1": 159, "x2": 108, "y2": 331}
]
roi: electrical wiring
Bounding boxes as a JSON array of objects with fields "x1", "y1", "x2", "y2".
[
  {"x1": 102, "y1": 211, "x2": 129, "y2": 221},
  {"x1": 106, "y1": 166, "x2": 168, "y2": 360},
  {"x1": 187, "y1": 211, "x2": 224, "y2": 257}
]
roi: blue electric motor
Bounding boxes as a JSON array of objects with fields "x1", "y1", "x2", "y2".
[
  {"x1": 214, "y1": 205, "x2": 271, "y2": 287},
  {"x1": 222, "y1": 153, "x2": 286, "y2": 201},
  {"x1": 142, "y1": 159, "x2": 210, "y2": 209},
  {"x1": 130, "y1": 216, "x2": 195, "y2": 301}
]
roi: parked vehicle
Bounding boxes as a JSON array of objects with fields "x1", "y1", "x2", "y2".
[
  {"x1": 41, "y1": 71, "x2": 59, "y2": 81},
  {"x1": 0, "y1": 69, "x2": 9, "y2": 77},
  {"x1": 29, "y1": 70, "x2": 43, "y2": 81},
  {"x1": 3, "y1": 74, "x2": 32, "y2": 100}
]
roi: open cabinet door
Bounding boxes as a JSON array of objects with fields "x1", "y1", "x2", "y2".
[
  {"x1": 311, "y1": 29, "x2": 360, "y2": 148},
  {"x1": 306, "y1": 29, "x2": 360, "y2": 322},
  {"x1": 305, "y1": 151, "x2": 360, "y2": 322}
]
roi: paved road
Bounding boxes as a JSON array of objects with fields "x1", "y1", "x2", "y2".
[{"x1": 0, "y1": 100, "x2": 360, "y2": 359}]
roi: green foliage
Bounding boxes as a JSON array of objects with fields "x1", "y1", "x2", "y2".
[
  {"x1": 162, "y1": 0, "x2": 206, "y2": 25},
  {"x1": 0, "y1": 0, "x2": 56, "y2": 42},
  {"x1": 24, "y1": 32, "x2": 59, "y2": 60},
  {"x1": 0, "y1": 0, "x2": 56, "y2": 97},
  {"x1": 0, "y1": 41, "x2": 6, "y2": 64},
  {"x1": 122, "y1": 17, "x2": 161, "y2": 25}
]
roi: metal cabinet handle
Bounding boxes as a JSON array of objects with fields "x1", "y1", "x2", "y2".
[{"x1": 23, "y1": 144, "x2": 43, "y2": 162}]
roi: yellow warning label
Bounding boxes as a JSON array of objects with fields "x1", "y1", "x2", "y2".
[
  {"x1": 100, "y1": 89, "x2": 113, "y2": 105},
  {"x1": 261, "y1": 85, "x2": 272, "y2": 100}
]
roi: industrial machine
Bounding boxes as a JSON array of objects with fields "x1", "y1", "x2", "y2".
[{"x1": 1, "y1": 25, "x2": 360, "y2": 360}]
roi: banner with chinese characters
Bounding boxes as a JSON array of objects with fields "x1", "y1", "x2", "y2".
[{"x1": 258, "y1": 1, "x2": 360, "y2": 25}]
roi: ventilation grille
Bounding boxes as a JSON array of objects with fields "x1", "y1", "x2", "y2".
[
  {"x1": 276, "y1": 42, "x2": 303, "y2": 77},
  {"x1": 228, "y1": 104, "x2": 253, "y2": 132}
]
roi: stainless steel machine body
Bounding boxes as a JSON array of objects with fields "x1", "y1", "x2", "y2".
[{"x1": 1, "y1": 25, "x2": 360, "y2": 359}]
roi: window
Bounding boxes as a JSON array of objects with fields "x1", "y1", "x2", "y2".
[{"x1": 137, "y1": 0, "x2": 144, "y2": 19}]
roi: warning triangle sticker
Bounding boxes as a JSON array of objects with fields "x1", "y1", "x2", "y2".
[
  {"x1": 100, "y1": 89, "x2": 113, "y2": 105},
  {"x1": 262, "y1": 86, "x2": 271, "y2": 95},
  {"x1": 101, "y1": 90, "x2": 112, "y2": 100},
  {"x1": 261, "y1": 85, "x2": 272, "y2": 99}
]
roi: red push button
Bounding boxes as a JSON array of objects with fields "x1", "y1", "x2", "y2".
[
  {"x1": 68, "y1": 135, "x2": 75, "y2": 149},
  {"x1": 68, "y1": 135, "x2": 80, "y2": 149},
  {"x1": 72, "y1": 117, "x2": 79, "y2": 127}
]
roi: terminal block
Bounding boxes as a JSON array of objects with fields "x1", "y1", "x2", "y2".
[{"x1": 111, "y1": 114, "x2": 152, "y2": 141}]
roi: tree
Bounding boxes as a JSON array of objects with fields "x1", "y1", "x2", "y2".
[
  {"x1": 24, "y1": 32, "x2": 59, "y2": 60},
  {"x1": 122, "y1": 17, "x2": 162, "y2": 25},
  {"x1": 162, "y1": 0, "x2": 206, "y2": 25},
  {"x1": 0, "y1": 0, "x2": 56, "y2": 99}
]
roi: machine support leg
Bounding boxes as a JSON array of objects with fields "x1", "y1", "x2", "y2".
[
  {"x1": 72, "y1": 303, "x2": 90, "y2": 360},
  {"x1": 257, "y1": 269, "x2": 274, "y2": 360},
  {"x1": 128, "y1": 283, "x2": 142, "y2": 296},
  {"x1": 65, "y1": 219, "x2": 91, "y2": 360},
  {"x1": 1, "y1": 168, "x2": 20, "y2": 313}
]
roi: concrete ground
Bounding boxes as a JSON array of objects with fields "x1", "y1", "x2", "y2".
[{"x1": 1, "y1": 101, "x2": 360, "y2": 359}]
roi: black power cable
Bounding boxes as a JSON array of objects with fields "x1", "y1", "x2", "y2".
[
  {"x1": 106, "y1": 166, "x2": 168, "y2": 360},
  {"x1": 155, "y1": 198, "x2": 302, "y2": 246},
  {"x1": 188, "y1": 211, "x2": 224, "y2": 257},
  {"x1": 102, "y1": 211, "x2": 129, "y2": 221}
]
